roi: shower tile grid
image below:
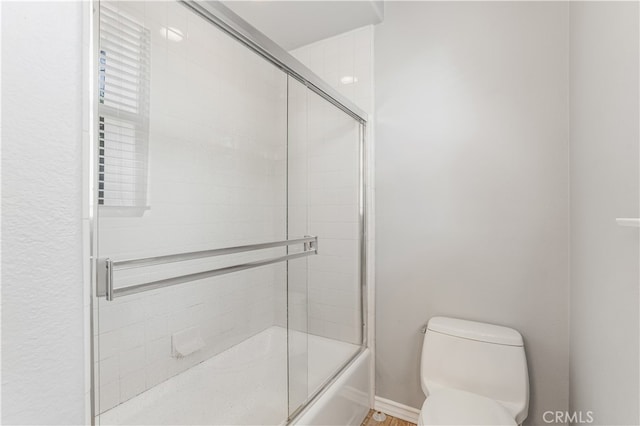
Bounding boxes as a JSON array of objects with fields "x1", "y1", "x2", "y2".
[{"x1": 95, "y1": 265, "x2": 281, "y2": 412}]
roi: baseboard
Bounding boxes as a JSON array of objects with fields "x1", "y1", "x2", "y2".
[{"x1": 373, "y1": 396, "x2": 421, "y2": 424}]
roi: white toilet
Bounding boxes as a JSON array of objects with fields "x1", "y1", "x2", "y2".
[{"x1": 418, "y1": 317, "x2": 529, "y2": 425}]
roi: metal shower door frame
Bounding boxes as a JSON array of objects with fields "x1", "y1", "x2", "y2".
[{"x1": 88, "y1": 1, "x2": 370, "y2": 423}]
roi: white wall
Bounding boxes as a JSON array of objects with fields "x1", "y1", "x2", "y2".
[
  {"x1": 1, "y1": 1, "x2": 87, "y2": 423},
  {"x1": 569, "y1": 3, "x2": 640, "y2": 425},
  {"x1": 374, "y1": 3, "x2": 570, "y2": 424}
]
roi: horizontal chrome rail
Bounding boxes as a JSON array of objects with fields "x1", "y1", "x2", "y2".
[
  {"x1": 112, "y1": 236, "x2": 317, "y2": 270},
  {"x1": 97, "y1": 237, "x2": 317, "y2": 301}
]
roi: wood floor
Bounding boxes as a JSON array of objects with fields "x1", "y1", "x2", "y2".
[{"x1": 361, "y1": 409, "x2": 417, "y2": 426}]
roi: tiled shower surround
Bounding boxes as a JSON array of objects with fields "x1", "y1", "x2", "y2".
[{"x1": 94, "y1": 0, "x2": 369, "y2": 415}]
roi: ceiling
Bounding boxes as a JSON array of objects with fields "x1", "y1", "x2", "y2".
[{"x1": 222, "y1": 1, "x2": 384, "y2": 50}]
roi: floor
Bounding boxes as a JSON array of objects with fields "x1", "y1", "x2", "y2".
[
  {"x1": 361, "y1": 409, "x2": 417, "y2": 426},
  {"x1": 98, "y1": 326, "x2": 359, "y2": 425}
]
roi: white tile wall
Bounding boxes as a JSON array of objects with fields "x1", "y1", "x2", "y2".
[{"x1": 95, "y1": 0, "x2": 287, "y2": 413}]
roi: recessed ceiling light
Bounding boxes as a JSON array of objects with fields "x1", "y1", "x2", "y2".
[
  {"x1": 340, "y1": 76, "x2": 358, "y2": 85},
  {"x1": 160, "y1": 26, "x2": 184, "y2": 42}
]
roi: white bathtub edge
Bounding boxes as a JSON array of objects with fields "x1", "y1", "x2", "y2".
[{"x1": 292, "y1": 349, "x2": 372, "y2": 426}]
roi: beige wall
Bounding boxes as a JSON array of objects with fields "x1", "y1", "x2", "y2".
[
  {"x1": 374, "y1": 2, "x2": 570, "y2": 424},
  {"x1": 569, "y1": 3, "x2": 639, "y2": 425}
]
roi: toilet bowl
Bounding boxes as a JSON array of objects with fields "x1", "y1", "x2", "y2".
[
  {"x1": 418, "y1": 389, "x2": 516, "y2": 426},
  {"x1": 419, "y1": 317, "x2": 529, "y2": 426}
]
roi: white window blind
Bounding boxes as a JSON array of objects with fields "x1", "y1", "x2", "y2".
[{"x1": 98, "y1": 3, "x2": 150, "y2": 208}]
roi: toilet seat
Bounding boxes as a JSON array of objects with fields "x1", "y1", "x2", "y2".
[{"x1": 418, "y1": 388, "x2": 516, "y2": 426}]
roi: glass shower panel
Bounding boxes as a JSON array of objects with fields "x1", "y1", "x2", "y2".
[
  {"x1": 94, "y1": 1, "x2": 288, "y2": 424},
  {"x1": 305, "y1": 88, "x2": 363, "y2": 398},
  {"x1": 287, "y1": 78, "x2": 364, "y2": 414}
]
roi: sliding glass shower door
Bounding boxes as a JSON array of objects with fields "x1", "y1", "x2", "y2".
[
  {"x1": 92, "y1": 1, "x2": 365, "y2": 424},
  {"x1": 95, "y1": 1, "x2": 290, "y2": 423},
  {"x1": 287, "y1": 77, "x2": 364, "y2": 417}
]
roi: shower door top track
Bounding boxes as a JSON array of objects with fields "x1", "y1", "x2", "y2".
[{"x1": 181, "y1": 0, "x2": 369, "y2": 124}]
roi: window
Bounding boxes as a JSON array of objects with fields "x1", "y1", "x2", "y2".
[{"x1": 98, "y1": 3, "x2": 150, "y2": 210}]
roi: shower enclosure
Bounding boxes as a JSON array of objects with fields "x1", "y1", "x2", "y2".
[{"x1": 91, "y1": 0, "x2": 368, "y2": 424}]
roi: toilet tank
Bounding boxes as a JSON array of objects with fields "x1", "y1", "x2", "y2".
[{"x1": 421, "y1": 317, "x2": 529, "y2": 424}]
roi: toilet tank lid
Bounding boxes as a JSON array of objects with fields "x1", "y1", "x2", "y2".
[{"x1": 427, "y1": 317, "x2": 524, "y2": 346}]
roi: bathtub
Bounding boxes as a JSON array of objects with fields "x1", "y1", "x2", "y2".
[
  {"x1": 97, "y1": 326, "x2": 371, "y2": 425},
  {"x1": 291, "y1": 348, "x2": 371, "y2": 426}
]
